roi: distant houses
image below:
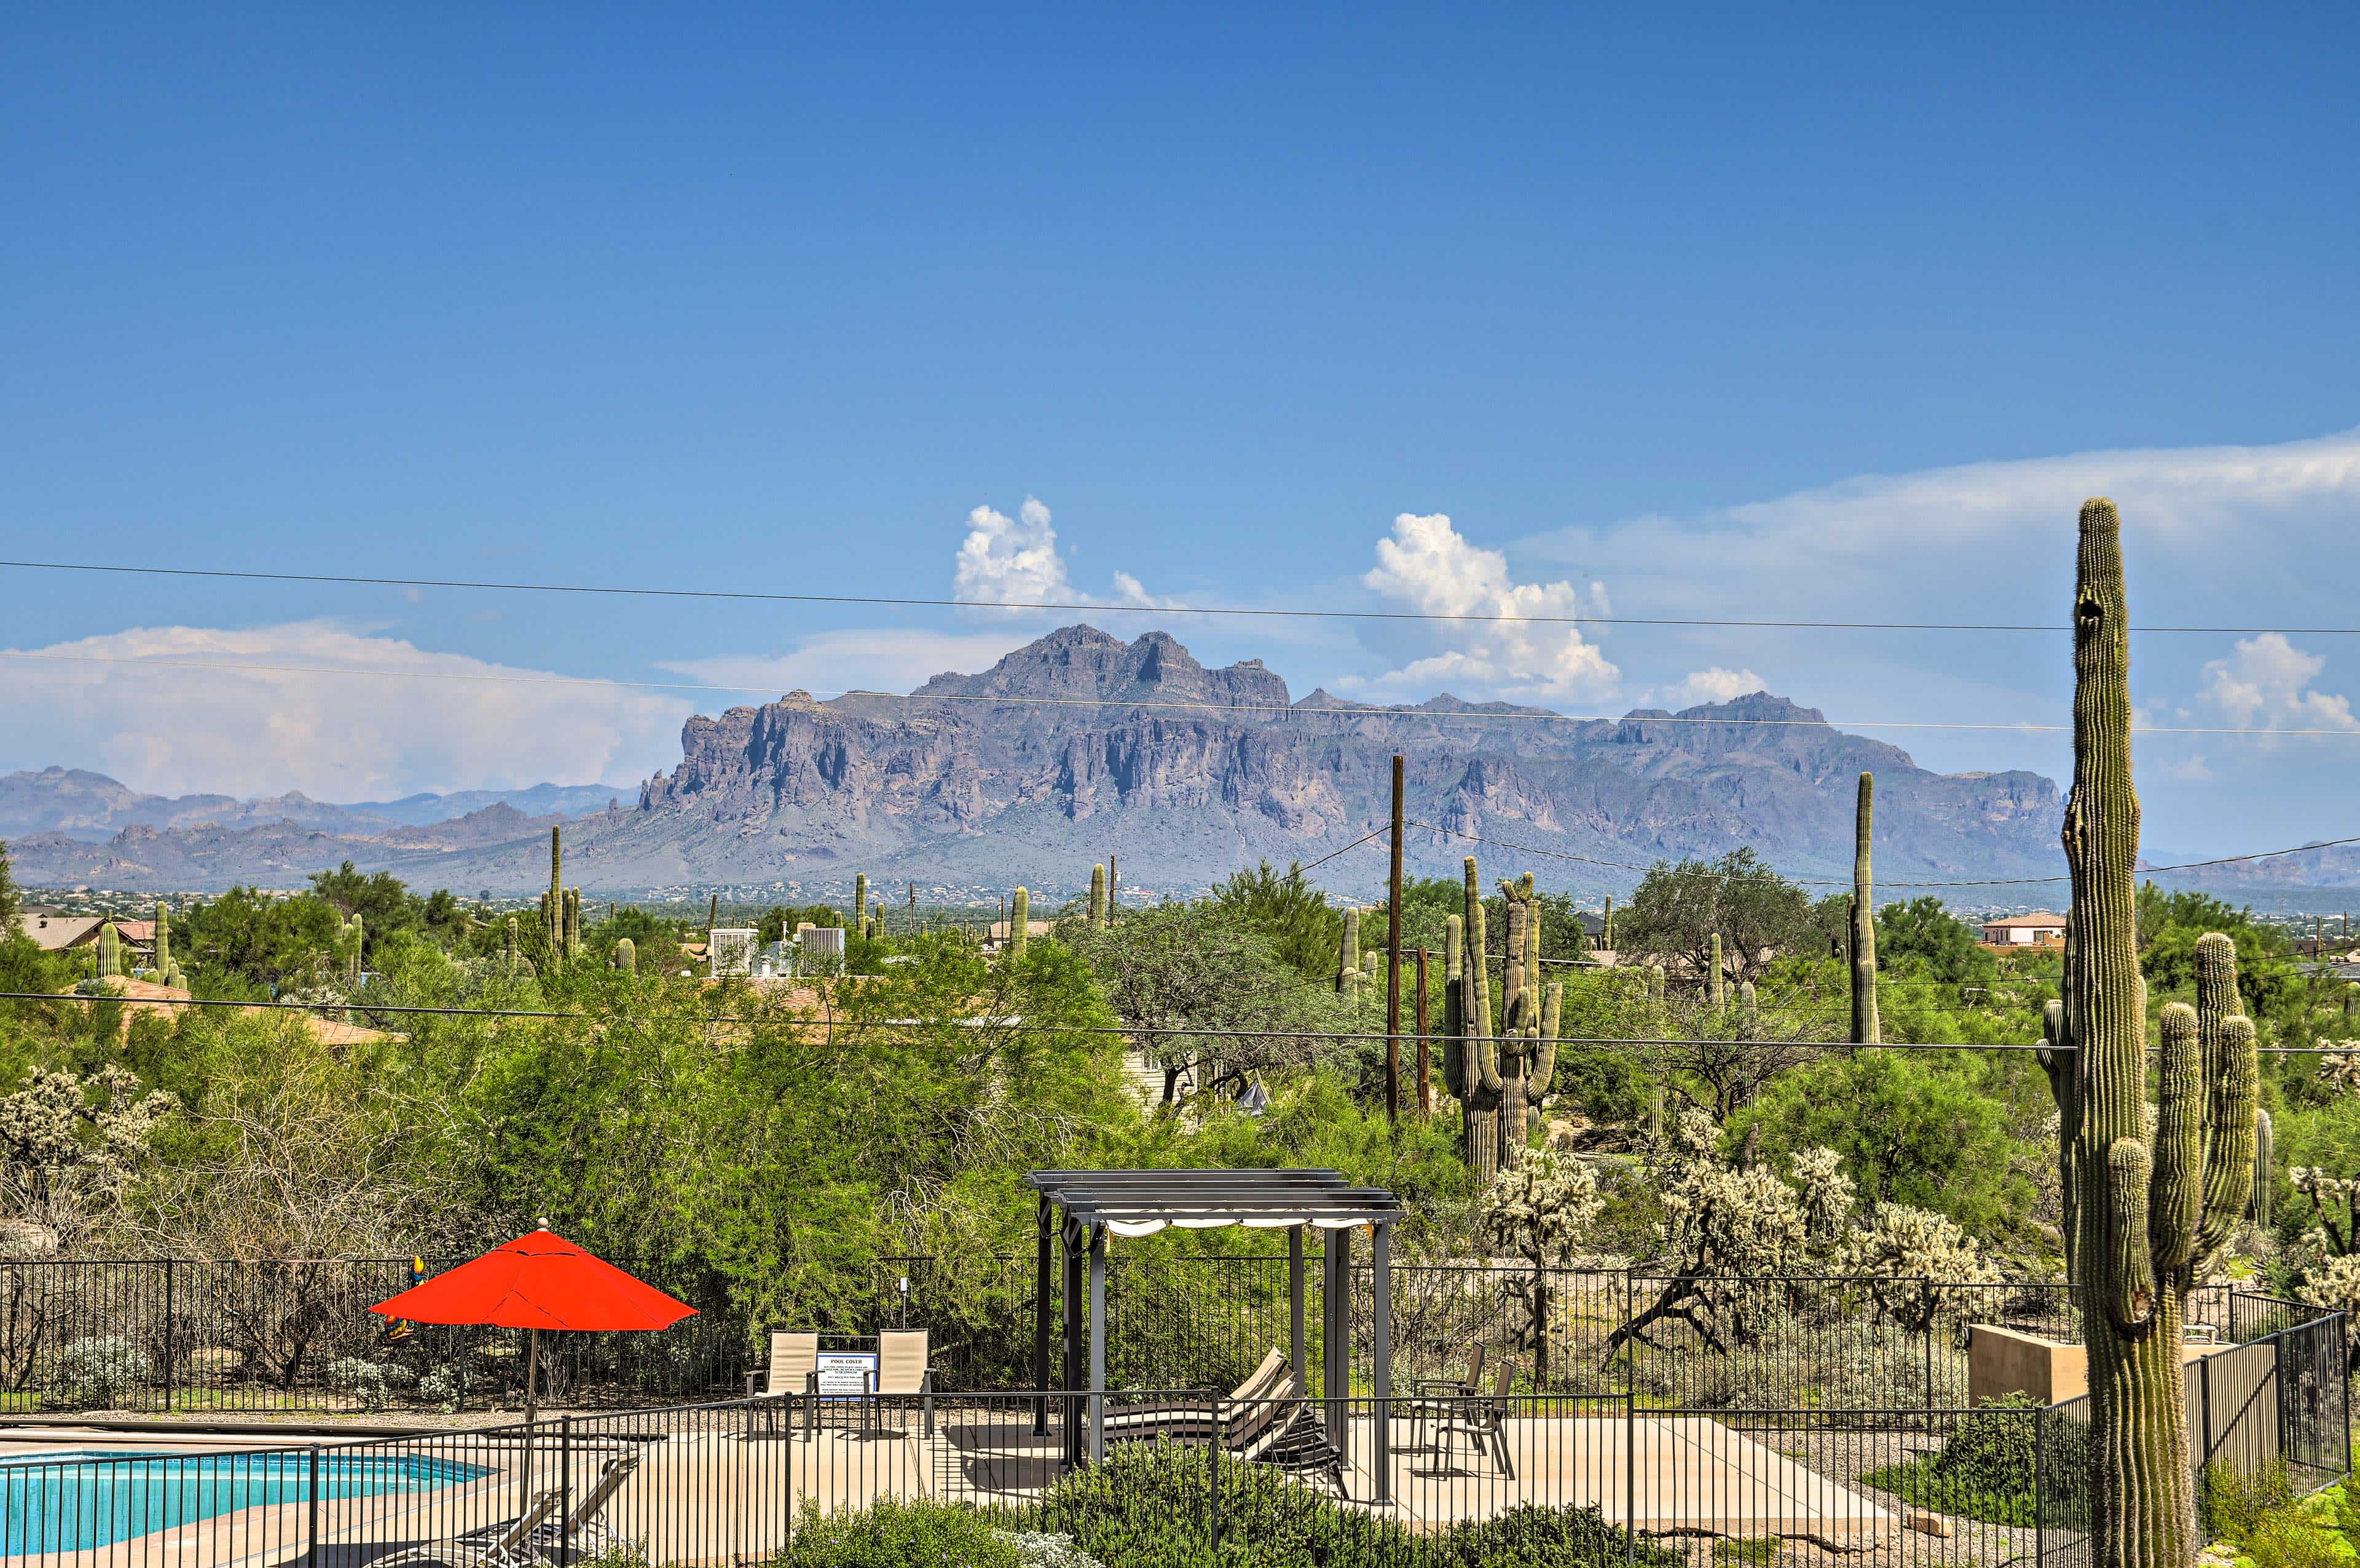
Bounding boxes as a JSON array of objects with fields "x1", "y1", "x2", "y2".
[
  {"x1": 1980, "y1": 911, "x2": 2067, "y2": 949},
  {"x1": 13, "y1": 909, "x2": 155, "y2": 963}
]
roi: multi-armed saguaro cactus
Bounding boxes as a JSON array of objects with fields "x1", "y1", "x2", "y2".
[
  {"x1": 1088, "y1": 864, "x2": 1108, "y2": 927},
  {"x1": 2037, "y1": 498, "x2": 2260, "y2": 1568},
  {"x1": 1455, "y1": 860, "x2": 1504, "y2": 1180},
  {"x1": 154, "y1": 902, "x2": 171, "y2": 978},
  {"x1": 1010, "y1": 887, "x2": 1029, "y2": 959},
  {"x1": 1494, "y1": 874, "x2": 1554, "y2": 1169},
  {"x1": 614, "y1": 936, "x2": 636, "y2": 976},
  {"x1": 96, "y1": 922, "x2": 120, "y2": 979},
  {"x1": 1852, "y1": 773, "x2": 1881, "y2": 1045}
]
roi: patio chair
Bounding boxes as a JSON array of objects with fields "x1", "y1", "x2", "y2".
[
  {"x1": 1235, "y1": 1395, "x2": 1356, "y2": 1500},
  {"x1": 1098, "y1": 1346, "x2": 1290, "y2": 1443},
  {"x1": 854, "y1": 1328, "x2": 935, "y2": 1439},
  {"x1": 376, "y1": 1488, "x2": 565, "y2": 1568},
  {"x1": 1426, "y1": 1362, "x2": 1517, "y2": 1480},
  {"x1": 513, "y1": 1451, "x2": 642, "y2": 1564},
  {"x1": 1404, "y1": 1343, "x2": 1486, "y2": 1458},
  {"x1": 744, "y1": 1330, "x2": 820, "y2": 1440}
]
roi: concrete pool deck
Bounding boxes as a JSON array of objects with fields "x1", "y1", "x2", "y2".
[{"x1": 0, "y1": 1413, "x2": 1899, "y2": 1567}]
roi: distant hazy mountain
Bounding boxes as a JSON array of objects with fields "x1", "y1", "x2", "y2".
[
  {"x1": 6, "y1": 625, "x2": 2335, "y2": 905},
  {"x1": 0, "y1": 766, "x2": 626, "y2": 843}
]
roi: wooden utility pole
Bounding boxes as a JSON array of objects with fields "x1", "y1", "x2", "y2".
[
  {"x1": 1414, "y1": 947, "x2": 1431, "y2": 1117},
  {"x1": 1385, "y1": 754, "x2": 1405, "y2": 1126},
  {"x1": 908, "y1": 882, "x2": 916, "y2": 934}
]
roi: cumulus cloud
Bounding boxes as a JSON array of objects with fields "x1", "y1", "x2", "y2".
[
  {"x1": 954, "y1": 497, "x2": 1070, "y2": 610},
  {"x1": 659, "y1": 629, "x2": 1036, "y2": 697},
  {"x1": 2198, "y1": 633, "x2": 2360, "y2": 734},
  {"x1": 1670, "y1": 667, "x2": 1767, "y2": 707},
  {"x1": 0, "y1": 622, "x2": 687, "y2": 799},
  {"x1": 953, "y1": 496, "x2": 1168, "y2": 614},
  {"x1": 1343, "y1": 512, "x2": 1619, "y2": 702}
]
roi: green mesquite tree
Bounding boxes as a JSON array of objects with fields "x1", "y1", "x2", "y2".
[
  {"x1": 1851, "y1": 772, "x2": 1880, "y2": 1045},
  {"x1": 1010, "y1": 887, "x2": 1029, "y2": 960},
  {"x1": 2039, "y1": 498, "x2": 2259, "y2": 1568}
]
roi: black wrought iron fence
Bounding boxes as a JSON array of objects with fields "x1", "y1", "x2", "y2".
[{"x1": 1, "y1": 1253, "x2": 2339, "y2": 1423}]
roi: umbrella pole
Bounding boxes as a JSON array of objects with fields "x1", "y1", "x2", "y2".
[{"x1": 519, "y1": 1327, "x2": 541, "y2": 1518}]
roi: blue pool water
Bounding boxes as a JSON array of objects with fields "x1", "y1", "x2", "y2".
[{"x1": 0, "y1": 1449, "x2": 492, "y2": 1554}]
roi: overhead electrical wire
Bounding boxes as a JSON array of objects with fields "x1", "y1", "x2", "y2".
[
  {"x1": 8, "y1": 648, "x2": 2360, "y2": 739},
  {"x1": 8, "y1": 992, "x2": 2353, "y2": 1054},
  {"x1": 1400, "y1": 820, "x2": 2360, "y2": 890},
  {"x1": 6, "y1": 557, "x2": 2358, "y2": 637}
]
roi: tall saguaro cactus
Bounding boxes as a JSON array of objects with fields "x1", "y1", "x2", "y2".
[
  {"x1": 1088, "y1": 864, "x2": 1107, "y2": 927},
  {"x1": 1709, "y1": 933, "x2": 1725, "y2": 1009},
  {"x1": 1494, "y1": 874, "x2": 1560, "y2": 1169},
  {"x1": 1602, "y1": 895, "x2": 1615, "y2": 952},
  {"x1": 1337, "y1": 906, "x2": 1361, "y2": 997},
  {"x1": 854, "y1": 874, "x2": 868, "y2": 935},
  {"x1": 154, "y1": 902, "x2": 171, "y2": 978},
  {"x1": 1453, "y1": 860, "x2": 1503, "y2": 1180},
  {"x1": 614, "y1": 936, "x2": 636, "y2": 976},
  {"x1": 1851, "y1": 772, "x2": 1881, "y2": 1045},
  {"x1": 2039, "y1": 498, "x2": 2260, "y2": 1568},
  {"x1": 1010, "y1": 887, "x2": 1029, "y2": 959},
  {"x1": 97, "y1": 922, "x2": 120, "y2": 978}
]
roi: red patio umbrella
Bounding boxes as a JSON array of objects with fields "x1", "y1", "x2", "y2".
[{"x1": 370, "y1": 1224, "x2": 696, "y2": 1425}]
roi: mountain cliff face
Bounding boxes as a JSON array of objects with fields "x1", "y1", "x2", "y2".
[
  {"x1": 2, "y1": 625, "x2": 2075, "y2": 898},
  {"x1": 559, "y1": 625, "x2": 2066, "y2": 897}
]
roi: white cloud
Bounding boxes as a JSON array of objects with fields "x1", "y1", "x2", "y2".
[
  {"x1": 2198, "y1": 633, "x2": 2360, "y2": 734},
  {"x1": 1344, "y1": 512, "x2": 1619, "y2": 702},
  {"x1": 659, "y1": 630, "x2": 1036, "y2": 697},
  {"x1": 1670, "y1": 667, "x2": 1766, "y2": 707},
  {"x1": 951, "y1": 495, "x2": 1171, "y2": 617},
  {"x1": 954, "y1": 496, "x2": 1070, "y2": 610},
  {"x1": 0, "y1": 622, "x2": 686, "y2": 799}
]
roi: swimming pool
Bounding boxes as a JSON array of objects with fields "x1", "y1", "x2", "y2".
[{"x1": 0, "y1": 1448, "x2": 493, "y2": 1554}]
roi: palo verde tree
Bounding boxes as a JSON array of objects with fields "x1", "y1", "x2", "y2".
[{"x1": 2039, "y1": 498, "x2": 2259, "y2": 1568}]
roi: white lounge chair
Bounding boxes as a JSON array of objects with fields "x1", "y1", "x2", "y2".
[
  {"x1": 376, "y1": 1489, "x2": 565, "y2": 1568},
  {"x1": 513, "y1": 1452, "x2": 641, "y2": 1564},
  {"x1": 854, "y1": 1328, "x2": 936, "y2": 1438}
]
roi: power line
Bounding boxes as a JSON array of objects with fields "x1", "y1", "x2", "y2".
[
  {"x1": 7, "y1": 557, "x2": 2358, "y2": 638},
  {"x1": 9, "y1": 991, "x2": 2350, "y2": 1054},
  {"x1": 1404, "y1": 820, "x2": 2360, "y2": 888},
  {"x1": 11, "y1": 648, "x2": 2360, "y2": 739}
]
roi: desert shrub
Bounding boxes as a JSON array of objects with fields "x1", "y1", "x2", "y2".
[
  {"x1": 418, "y1": 1364, "x2": 463, "y2": 1411},
  {"x1": 53, "y1": 1336, "x2": 151, "y2": 1408},
  {"x1": 780, "y1": 1496, "x2": 1026, "y2": 1567},
  {"x1": 2201, "y1": 1457, "x2": 2299, "y2": 1539},
  {"x1": 328, "y1": 1357, "x2": 418, "y2": 1411},
  {"x1": 1040, "y1": 1441, "x2": 1675, "y2": 1567},
  {"x1": 1862, "y1": 1394, "x2": 2040, "y2": 1527}
]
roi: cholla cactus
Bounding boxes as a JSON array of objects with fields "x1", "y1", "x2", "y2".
[
  {"x1": 2298, "y1": 1253, "x2": 2360, "y2": 1337},
  {"x1": 1787, "y1": 1146, "x2": 1856, "y2": 1245},
  {"x1": 2318, "y1": 1046, "x2": 2360, "y2": 1094},
  {"x1": 2289, "y1": 1166, "x2": 2360, "y2": 1262},
  {"x1": 1479, "y1": 1151, "x2": 1603, "y2": 1384},
  {"x1": 1838, "y1": 1202, "x2": 2000, "y2": 1333}
]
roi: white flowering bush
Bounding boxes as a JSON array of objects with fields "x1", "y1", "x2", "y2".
[
  {"x1": 328, "y1": 1357, "x2": 417, "y2": 1411},
  {"x1": 54, "y1": 1335, "x2": 152, "y2": 1409}
]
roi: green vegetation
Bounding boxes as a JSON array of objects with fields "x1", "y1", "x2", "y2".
[{"x1": 1862, "y1": 1395, "x2": 2042, "y2": 1526}]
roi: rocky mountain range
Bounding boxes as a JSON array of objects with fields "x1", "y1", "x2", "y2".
[{"x1": 7, "y1": 624, "x2": 2351, "y2": 906}]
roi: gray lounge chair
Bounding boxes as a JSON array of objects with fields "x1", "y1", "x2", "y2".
[{"x1": 514, "y1": 1452, "x2": 641, "y2": 1564}]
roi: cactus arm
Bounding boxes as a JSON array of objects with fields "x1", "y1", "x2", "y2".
[
  {"x1": 1530, "y1": 981, "x2": 1562, "y2": 1097},
  {"x1": 2106, "y1": 1138, "x2": 2157, "y2": 1330},
  {"x1": 1440, "y1": 913, "x2": 1467, "y2": 1099},
  {"x1": 2195, "y1": 1014, "x2": 2260, "y2": 1263},
  {"x1": 1463, "y1": 860, "x2": 1500, "y2": 1094},
  {"x1": 2149, "y1": 1003, "x2": 2204, "y2": 1268},
  {"x1": 2253, "y1": 1110, "x2": 2275, "y2": 1229}
]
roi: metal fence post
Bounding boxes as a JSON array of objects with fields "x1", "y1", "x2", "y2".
[
  {"x1": 2034, "y1": 1399, "x2": 2046, "y2": 1565},
  {"x1": 307, "y1": 1444, "x2": 323, "y2": 1568},
  {"x1": 1207, "y1": 1398, "x2": 1221, "y2": 1554},
  {"x1": 559, "y1": 1416, "x2": 573, "y2": 1568},
  {"x1": 1622, "y1": 1387, "x2": 1635, "y2": 1568},
  {"x1": 160, "y1": 1258, "x2": 175, "y2": 1414}
]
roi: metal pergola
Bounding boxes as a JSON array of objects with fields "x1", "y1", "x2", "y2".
[{"x1": 1021, "y1": 1168, "x2": 1402, "y2": 1499}]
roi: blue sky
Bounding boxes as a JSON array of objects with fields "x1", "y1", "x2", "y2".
[{"x1": 2, "y1": 4, "x2": 2357, "y2": 856}]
